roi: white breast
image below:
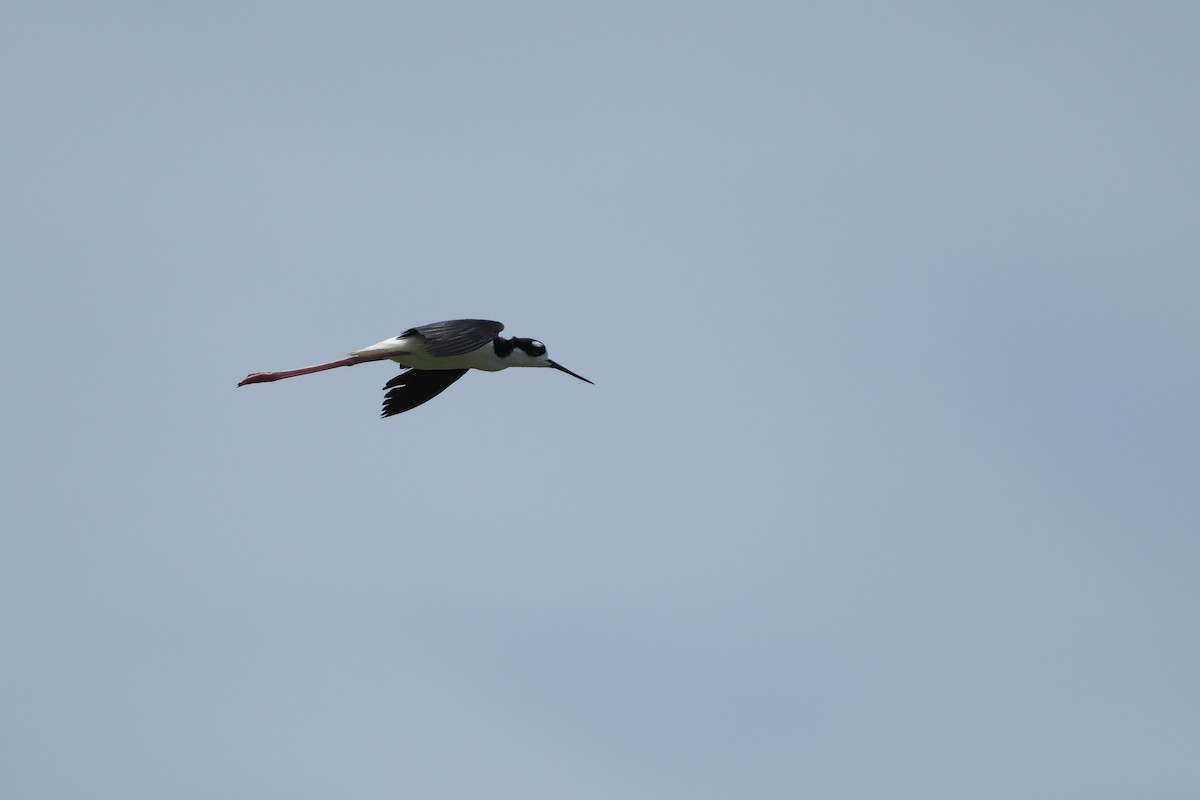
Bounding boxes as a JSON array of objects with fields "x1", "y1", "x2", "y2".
[{"x1": 350, "y1": 336, "x2": 509, "y2": 371}]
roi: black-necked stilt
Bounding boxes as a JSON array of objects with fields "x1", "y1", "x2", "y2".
[{"x1": 238, "y1": 319, "x2": 593, "y2": 417}]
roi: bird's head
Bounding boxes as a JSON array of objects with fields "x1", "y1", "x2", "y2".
[{"x1": 510, "y1": 338, "x2": 594, "y2": 384}]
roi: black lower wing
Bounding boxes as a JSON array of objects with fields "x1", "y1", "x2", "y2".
[{"x1": 381, "y1": 369, "x2": 469, "y2": 417}]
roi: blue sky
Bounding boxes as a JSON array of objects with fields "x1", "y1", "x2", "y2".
[{"x1": 3, "y1": 3, "x2": 1198, "y2": 797}]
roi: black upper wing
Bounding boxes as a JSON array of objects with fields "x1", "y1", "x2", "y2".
[
  {"x1": 381, "y1": 369, "x2": 470, "y2": 417},
  {"x1": 402, "y1": 319, "x2": 505, "y2": 357}
]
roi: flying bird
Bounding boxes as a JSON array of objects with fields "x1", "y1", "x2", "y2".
[{"x1": 238, "y1": 319, "x2": 593, "y2": 417}]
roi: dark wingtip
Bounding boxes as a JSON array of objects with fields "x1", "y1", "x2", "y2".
[{"x1": 378, "y1": 368, "x2": 470, "y2": 418}]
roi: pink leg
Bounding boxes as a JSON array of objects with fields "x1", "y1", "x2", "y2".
[{"x1": 238, "y1": 354, "x2": 383, "y2": 386}]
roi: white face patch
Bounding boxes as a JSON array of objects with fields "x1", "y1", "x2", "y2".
[{"x1": 531, "y1": 341, "x2": 543, "y2": 348}]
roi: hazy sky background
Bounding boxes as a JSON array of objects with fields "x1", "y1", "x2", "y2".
[{"x1": 3, "y1": 3, "x2": 1198, "y2": 798}]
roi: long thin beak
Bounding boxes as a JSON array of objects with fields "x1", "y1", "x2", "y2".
[{"x1": 549, "y1": 360, "x2": 594, "y2": 384}]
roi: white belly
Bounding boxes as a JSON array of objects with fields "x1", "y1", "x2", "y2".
[{"x1": 350, "y1": 337, "x2": 508, "y2": 371}]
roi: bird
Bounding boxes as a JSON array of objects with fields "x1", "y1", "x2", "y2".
[{"x1": 238, "y1": 318, "x2": 593, "y2": 417}]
